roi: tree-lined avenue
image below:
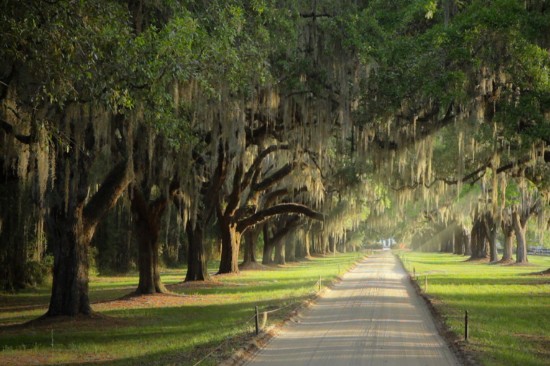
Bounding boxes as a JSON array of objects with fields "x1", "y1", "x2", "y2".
[{"x1": 246, "y1": 251, "x2": 458, "y2": 366}]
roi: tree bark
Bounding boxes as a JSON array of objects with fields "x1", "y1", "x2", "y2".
[
  {"x1": 464, "y1": 232, "x2": 472, "y2": 256},
  {"x1": 286, "y1": 234, "x2": 297, "y2": 262},
  {"x1": 262, "y1": 224, "x2": 274, "y2": 264},
  {"x1": 185, "y1": 220, "x2": 210, "y2": 281},
  {"x1": 131, "y1": 189, "x2": 168, "y2": 294},
  {"x1": 47, "y1": 158, "x2": 132, "y2": 316},
  {"x1": 500, "y1": 217, "x2": 514, "y2": 262},
  {"x1": 218, "y1": 218, "x2": 241, "y2": 274},
  {"x1": 482, "y1": 213, "x2": 500, "y2": 262},
  {"x1": 242, "y1": 226, "x2": 260, "y2": 266},
  {"x1": 135, "y1": 226, "x2": 164, "y2": 294},
  {"x1": 271, "y1": 217, "x2": 300, "y2": 264},
  {"x1": 47, "y1": 204, "x2": 93, "y2": 316},
  {"x1": 304, "y1": 230, "x2": 312, "y2": 258},
  {"x1": 329, "y1": 236, "x2": 337, "y2": 254},
  {"x1": 457, "y1": 226, "x2": 469, "y2": 255},
  {"x1": 0, "y1": 174, "x2": 42, "y2": 290},
  {"x1": 453, "y1": 226, "x2": 464, "y2": 255},
  {"x1": 512, "y1": 211, "x2": 529, "y2": 264},
  {"x1": 274, "y1": 240, "x2": 286, "y2": 265},
  {"x1": 470, "y1": 215, "x2": 490, "y2": 260}
]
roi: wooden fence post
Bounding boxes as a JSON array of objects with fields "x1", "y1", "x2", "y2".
[
  {"x1": 465, "y1": 310, "x2": 469, "y2": 341},
  {"x1": 425, "y1": 275, "x2": 428, "y2": 292},
  {"x1": 255, "y1": 306, "x2": 260, "y2": 335}
]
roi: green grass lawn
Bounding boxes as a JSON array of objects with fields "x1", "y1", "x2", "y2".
[
  {"x1": 0, "y1": 252, "x2": 363, "y2": 365},
  {"x1": 398, "y1": 251, "x2": 550, "y2": 366}
]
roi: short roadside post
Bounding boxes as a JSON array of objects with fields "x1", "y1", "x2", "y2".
[
  {"x1": 255, "y1": 306, "x2": 260, "y2": 335},
  {"x1": 464, "y1": 310, "x2": 469, "y2": 341},
  {"x1": 425, "y1": 275, "x2": 428, "y2": 292}
]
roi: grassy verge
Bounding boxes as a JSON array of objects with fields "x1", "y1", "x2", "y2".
[
  {"x1": 0, "y1": 252, "x2": 363, "y2": 365},
  {"x1": 397, "y1": 251, "x2": 550, "y2": 366}
]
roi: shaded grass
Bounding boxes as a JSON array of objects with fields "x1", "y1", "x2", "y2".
[
  {"x1": 398, "y1": 252, "x2": 550, "y2": 366},
  {"x1": 0, "y1": 252, "x2": 363, "y2": 365}
]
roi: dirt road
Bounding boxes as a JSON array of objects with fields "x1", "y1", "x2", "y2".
[{"x1": 245, "y1": 251, "x2": 459, "y2": 366}]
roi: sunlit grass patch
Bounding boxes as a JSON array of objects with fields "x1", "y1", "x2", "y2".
[
  {"x1": 0, "y1": 252, "x2": 363, "y2": 365},
  {"x1": 398, "y1": 251, "x2": 550, "y2": 366}
]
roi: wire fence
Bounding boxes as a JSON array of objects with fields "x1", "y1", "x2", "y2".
[
  {"x1": 192, "y1": 253, "x2": 370, "y2": 365},
  {"x1": 192, "y1": 277, "x2": 323, "y2": 366},
  {"x1": 192, "y1": 313, "x2": 258, "y2": 366}
]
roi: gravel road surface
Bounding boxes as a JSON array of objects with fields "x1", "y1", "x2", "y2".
[{"x1": 245, "y1": 251, "x2": 458, "y2": 366}]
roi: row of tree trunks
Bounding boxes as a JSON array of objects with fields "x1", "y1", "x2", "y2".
[
  {"x1": 0, "y1": 174, "x2": 45, "y2": 291},
  {"x1": 469, "y1": 208, "x2": 531, "y2": 264},
  {"x1": 261, "y1": 216, "x2": 302, "y2": 265}
]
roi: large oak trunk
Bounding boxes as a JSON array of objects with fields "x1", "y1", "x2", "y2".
[
  {"x1": 43, "y1": 107, "x2": 132, "y2": 317},
  {"x1": 453, "y1": 226, "x2": 468, "y2": 255},
  {"x1": 285, "y1": 235, "x2": 297, "y2": 262},
  {"x1": 502, "y1": 231, "x2": 514, "y2": 262},
  {"x1": 274, "y1": 240, "x2": 285, "y2": 265},
  {"x1": 464, "y1": 232, "x2": 472, "y2": 256},
  {"x1": 242, "y1": 227, "x2": 260, "y2": 266},
  {"x1": 515, "y1": 228, "x2": 528, "y2": 263},
  {"x1": 304, "y1": 231, "x2": 312, "y2": 258},
  {"x1": 262, "y1": 224, "x2": 275, "y2": 264},
  {"x1": 262, "y1": 243, "x2": 275, "y2": 264},
  {"x1": 470, "y1": 216, "x2": 489, "y2": 260},
  {"x1": 47, "y1": 205, "x2": 92, "y2": 316},
  {"x1": 131, "y1": 190, "x2": 168, "y2": 294},
  {"x1": 501, "y1": 220, "x2": 514, "y2": 262},
  {"x1": 441, "y1": 238, "x2": 453, "y2": 253},
  {"x1": 218, "y1": 219, "x2": 241, "y2": 274},
  {"x1": 487, "y1": 227, "x2": 499, "y2": 262},
  {"x1": 512, "y1": 211, "x2": 529, "y2": 264},
  {"x1": 483, "y1": 213, "x2": 500, "y2": 262},
  {"x1": 185, "y1": 221, "x2": 210, "y2": 281},
  {"x1": 135, "y1": 225, "x2": 165, "y2": 294},
  {"x1": 329, "y1": 236, "x2": 337, "y2": 254}
]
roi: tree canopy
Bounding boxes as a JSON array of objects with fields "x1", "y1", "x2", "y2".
[{"x1": 1, "y1": 0, "x2": 550, "y2": 315}]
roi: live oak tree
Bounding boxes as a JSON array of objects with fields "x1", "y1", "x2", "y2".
[
  {"x1": 0, "y1": 1, "x2": 138, "y2": 315},
  {"x1": 3, "y1": 0, "x2": 550, "y2": 318},
  {"x1": 353, "y1": 1, "x2": 550, "y2": 263}
]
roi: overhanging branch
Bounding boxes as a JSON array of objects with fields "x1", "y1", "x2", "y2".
[
  {"x1": 391, "y1": 155, "x2": 533, "y2": 192},
  {"x1": 0, "y1": 118, "x2": 32, "y2": 144},
  {"x1": 253, "y1": 163, "x2": 295, "y2": 192},
  {"x1": 237, "y1": 203, "x2": 323, "y2": 232},
  {"x1": 83, "y1": 159, "x2": 133, "y2": 231},
  {"x1": 241, "y1": 144, "x2": 289, "y2": 191}
]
